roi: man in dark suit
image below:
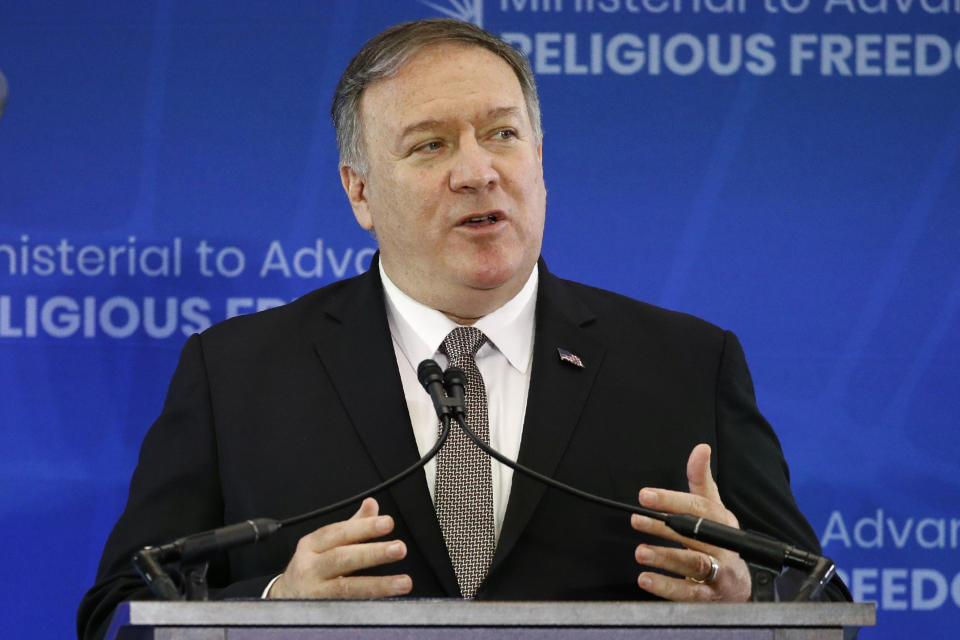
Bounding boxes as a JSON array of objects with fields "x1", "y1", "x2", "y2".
[{"x1": 78, "y1": 18, "x2": 848, "y2": 640}]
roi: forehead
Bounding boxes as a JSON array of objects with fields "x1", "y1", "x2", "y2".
[{"x1": 359, "y1": 43, "x2": 527, "y2": 136}]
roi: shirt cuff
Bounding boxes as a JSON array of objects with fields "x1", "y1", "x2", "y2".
[{"x1": 261, "y1": 574, "x2": 282, "y2": 598}]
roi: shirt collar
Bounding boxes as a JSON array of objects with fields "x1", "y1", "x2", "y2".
[{"x1": 380, "y1": 260, "x2": 538, "y2": 374}]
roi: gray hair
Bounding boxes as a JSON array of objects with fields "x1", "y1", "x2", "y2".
[{"x1": 331, "y1": 18, "x2": 542, "y2": 175}]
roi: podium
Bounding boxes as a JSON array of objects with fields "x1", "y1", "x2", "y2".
[{"x1": 106, "y1": 600, "x2": 875, "y2": 639}]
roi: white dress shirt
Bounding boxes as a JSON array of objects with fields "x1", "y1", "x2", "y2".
[
  {"x1": 264, "y1": 265, "x2": 539, "y2": 596},
  {"x1": 380, "y1": 261, "x2": 538, "y2": 541}
]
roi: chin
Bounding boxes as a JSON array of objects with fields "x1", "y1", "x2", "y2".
[{"x1": 461, "y1": 258, "x2": 531, "y2": 292}]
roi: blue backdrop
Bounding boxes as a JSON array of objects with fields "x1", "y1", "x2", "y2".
[{"x1": 1, "y1": 2, "x2": 958, "y2": 637}]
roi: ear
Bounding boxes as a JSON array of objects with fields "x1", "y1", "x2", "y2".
[{"x1": 340, "y1": 165, "x2": 373, "y2": 230}]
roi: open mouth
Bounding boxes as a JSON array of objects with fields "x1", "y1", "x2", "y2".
[{"x1": 461, "y1": 213, "x2": 501, "y2": 226}]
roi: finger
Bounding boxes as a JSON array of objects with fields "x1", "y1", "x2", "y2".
[
  {"x1": 630, "y1": 513, "x2": 712, "y2": 553},
  {"x1": 310, "y1": 573, "x2": 413, "y2": 599},
  {"x1": 350, "y1": 497, "x2": 380, "y2": 520},
  {"x1": 630, "y1": 513, "x2": 725, "y2": 557},
  {"x1": 637, "y1": 487, "x2": 734, "y2": 527},
  {"x1": 314, "y1": 539, "x2": 409, "y2": 581},
  {"x1": 272, "y1": 533, "x2": 408, "y2": 599},
  {"x1": 635, "y1": 544, "x2": 717, "y2": 582},
  {"x1": 637, "y1": 571, "x2": 716, "y2": 602},
  {"x1": 686, "y1": 444, "x2": 722, "y2": 505},
  {"x1": 302, "y1": 512, "x2": 396, "y2": 554}
]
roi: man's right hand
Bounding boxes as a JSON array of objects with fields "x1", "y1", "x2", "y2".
[{"x1": 267, "y1": 497, "x2": 413, "y2": 598}]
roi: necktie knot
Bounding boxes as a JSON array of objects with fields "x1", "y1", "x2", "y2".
[{"x1": 441, "y1": 326, "x2": 486, "y2": 363}]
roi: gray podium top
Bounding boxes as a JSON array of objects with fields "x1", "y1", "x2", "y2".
[{"x1": 108, "y1": 600, "x2": 875, "y2": 640}]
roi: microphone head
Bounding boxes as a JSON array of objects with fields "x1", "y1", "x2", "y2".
[
  {"x1": 443, "y1": 366, "x2": 466, "y2": 388},
  {"x1": 417, "y1": 359, "x2": 444, "y2": 389},
  {"x1": 442, "y1": 366, "x2": 467, "y2": 417}
]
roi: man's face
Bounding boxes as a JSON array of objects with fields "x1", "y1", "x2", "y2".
[{"x1": 341, "y1": 43, "x2": 546, "y2": 321}]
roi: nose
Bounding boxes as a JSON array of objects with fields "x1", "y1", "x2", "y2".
[{"x1": 449, "y1": 136, "x2": 499, "y2": 192}]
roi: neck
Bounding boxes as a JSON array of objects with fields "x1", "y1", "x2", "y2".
[
  {"x1": 442, "y1": 311, "x2": 481, "y2": 326},
  {"x1": 379, "y1": 259, "x2": 535, "y2": 327},
  {"x1": 425, "y1": 284, "x2": 518, "y2": 325}
]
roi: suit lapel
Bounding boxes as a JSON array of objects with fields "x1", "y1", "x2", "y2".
[
  {"x1": 489, "y1": 264, "x2": 605, "y2": 575},
  {"x1": 308, "y1": 259, "x2": 604, "y2": 593},
  {"x1": 310, "y1": 261, "x2": 459, "y2": 596}
]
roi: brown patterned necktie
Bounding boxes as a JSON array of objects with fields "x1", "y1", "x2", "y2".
[{"x1": 436, "y1": 326, "x2": 496, "y2": 599}]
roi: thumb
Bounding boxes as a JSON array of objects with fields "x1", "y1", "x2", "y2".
[
  {"x1": 686, "y1": 443, "x2": 722, "y2": 503},
  {"x1": 350, "y1": 497, "x2": 380, "y2": 519}
]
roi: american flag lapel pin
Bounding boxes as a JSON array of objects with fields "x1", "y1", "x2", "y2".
[{"x1": 557, "y1": 348, "x2": 585, "y2": 369}]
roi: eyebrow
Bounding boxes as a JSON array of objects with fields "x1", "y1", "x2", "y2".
[{"x1": 397, "y1": 106, "x2": 523, "y2": 143}]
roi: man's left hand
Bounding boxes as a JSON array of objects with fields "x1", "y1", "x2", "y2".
[{"x1": 630, "y1": 443, "x2": 752, "y2": 602}]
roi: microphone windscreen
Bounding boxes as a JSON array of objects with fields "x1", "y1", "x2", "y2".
[
  {"x1": 442, "y1": 366, "x2": 466, "y2": 387},
  {"x1": 417, "y1": 359, "x2": 443, "y2": 389}
]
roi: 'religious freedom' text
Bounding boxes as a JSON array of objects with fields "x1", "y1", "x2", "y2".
[
  {"x1": 492, "y1": 0, "x2": 960, "y2": 77},
  {"x1": 0, "y1": 236, "x2": 375, "y2": 340},
  {"x1": 503, "y1": 31, "x2": 960, "y2": 77}
]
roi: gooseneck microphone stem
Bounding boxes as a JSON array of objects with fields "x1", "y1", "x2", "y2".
[
  {"x1": 134, "y1": 361, "x2": 461, "y2": 600},
  {"x1": 134, "y1": 357, "x2": 834, "y2": 603},
  {"x1": 448, "y1": 409, "x2": 835, "y2": 600},
  {"x1": 133, "y1": 414, "x2": 453, "y2": 600},
  {"x1": 440, "y1": 361, "x2": 835, "y2": 601},
  {"x1": 449, "y1": 411, "x2": 667, "y2": 521}
]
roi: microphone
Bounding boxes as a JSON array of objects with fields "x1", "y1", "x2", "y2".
[
  {"x1": 141, "y1": 518, "x2": 281, "y2": 566},
  {"x1": 418, "y1": 359, "x2": 468, "y2": 419},
  {"x1": 442, "y1": 366, "x2": 466, "y2": 416},
  {"x1": 132, "y1": 519, "x2": 280, "y2": 600},
  {"x1": 417, "y1": 359, "x2": 450, "y2": 417},
  {"x1": 133, "y1": 369, "x2": 455, "y2": 600},
  {"x1": 664, "y1": 513, "x2": 836, "y2": 596}
]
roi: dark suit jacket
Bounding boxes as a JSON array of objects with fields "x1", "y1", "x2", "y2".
[{"x1": 78, "y1": 259, "x2": 848, "y2": 639}]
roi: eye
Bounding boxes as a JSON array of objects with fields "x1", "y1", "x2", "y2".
[
  {"x1": 493, "y1": 128, "x2": 517, "y2": 140},
  {"x1": 413, "y1": 140, "x2": 444, "y2": 154}
]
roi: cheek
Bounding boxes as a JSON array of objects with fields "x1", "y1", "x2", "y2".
[
  {"x1": 367, "y1": 177, "x2": 409, "y2": 226},
  {"x1": 403, "y1": 182, "x2": 447, "y2": 229},
  {"x1": 370, "y1": 178, "x2": 441, "y2": 243},
  {"x1": 514, "y1": 171, "x2": 547, "y2": 228}
]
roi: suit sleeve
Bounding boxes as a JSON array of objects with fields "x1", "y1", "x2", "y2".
[
  {"x1": 76, "y1": 334, "x2": 274, "y2": 640},
  {"x1": 713, "y1": 331, "x2": 851, "y2": 602}
]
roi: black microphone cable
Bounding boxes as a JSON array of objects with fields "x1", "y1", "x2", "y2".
[
  {"x1": 442, "y1": 365, "x2": 667, "y2": 521},
  {"x1": 441, "y1": 364, "x2": 836, "y2": 601},
  {"x1": 134, "y1": 359, "x2": 834, "y2": 602},
  {"x1": 280, "y1": 414, "x2": 452, "y2": 528},
  {"x1": 134, "y1": 394, "x2": 454, "y2": 599}
]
